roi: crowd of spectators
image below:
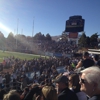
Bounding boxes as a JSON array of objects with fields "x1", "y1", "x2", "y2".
[
  {"x1": 38, "y1": 40, "x2": 78, "y2": 54},
  {"x1": 0, "y1": 45, "x2": 100, "y2": 100}
]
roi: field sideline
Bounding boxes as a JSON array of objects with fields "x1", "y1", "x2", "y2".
[{"x1": 0, "y1": 50, "x2": 46, "y2": 62}]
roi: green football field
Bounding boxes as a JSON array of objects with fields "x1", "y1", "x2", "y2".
[{"x1": 0, "y1": 50, "x2": 46, "y2": 63}]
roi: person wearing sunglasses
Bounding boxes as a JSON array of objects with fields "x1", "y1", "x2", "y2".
[
  {"x1": 79, "y1": 66, "x2": 100, "y2": 100},
  {"x1": 55, "y1": 75, "x2": 78, "y2": 100},
  {"x1": 68, "y1": 73, "x2": 87, "y2": 100}
]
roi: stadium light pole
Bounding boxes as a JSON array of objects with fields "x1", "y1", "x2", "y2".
[
  {"x1": 32, "y1": 17, "x2": 35, "y2": 40},
  {"x1": 16, "y1": 18, "x2": 19, "y2": 49},
  {"x1": 21, "y1": 29, "x2": 23, "y2": 34},
  {"x1": 14, "y1": 29, "x2": 16, "y2": 34},
  {"x1": 32, "y1": 17, "x2": 35, "y2": 50}
]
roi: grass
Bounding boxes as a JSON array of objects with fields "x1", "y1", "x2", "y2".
[{"x1": 0, "y1": 50, "x2": 46, "y2": 62}]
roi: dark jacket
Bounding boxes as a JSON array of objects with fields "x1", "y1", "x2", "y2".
[
  {"x1": 82, "y1": 59, "x2": 94, "y2": 68},
  {"x1": 0, "y1": 89, "x2": 6, "y2": 100},
  {"x1": 58, "y1": 88, "x2": 78, "y2": 100},
  {"x1": 88, "y1": 95, "x2": 100, "y2": 100}
]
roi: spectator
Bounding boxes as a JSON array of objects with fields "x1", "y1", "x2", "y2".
[
  {"x1": 79, "y1": 66, "x2": 100, "y2": 100},
  {"x1": 92, "y1": 55, "x2": 100, "y2": 66},
  {"x1": 0, "y1": 89, "x2": 6, "y2": 100},
  {"x1": 3, "y1": 90, "x2": 21, "y2": 100},
  {"x1": 76, "y1": 52, "x2": 94, "y2": 69},
  {"x1": 0, "y1": 63, "x2": 3, "y2": 71},
  {"x1": 62, "y1": 65, "x2": 74, "y2": 77},
  {"x1": 20, "y1": 87, "x2": 29, "y2": 100},
  {"x1": 24, "y1": 84, "x2": 41, "y2": 100},
  {"x1": 0, "y1": 74, "x2": 3, "y2": 89},
  {"x1": 39, "y1": 86, "x2": 58, "y2": 100},
  {"x1": 55, "y1": 75, "x2": 78, "y2": 100},
  {"x1": 68, "y1": 73, "x2": 87, "y2": 100}
]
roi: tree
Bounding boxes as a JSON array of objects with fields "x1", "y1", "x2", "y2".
[
  {"x1": 78, "y1": 32, "x2": 87, "y2": 47},
  {"x1": 86, "y1": 36, "x2": 90, "y2": 47},
  {"x1": 45, "y1": 33, "x2": 52, "y2": 41},
  {"x1": 33, "y1": 32, "x2": 45, "y2": 41},
  {"x1": 0, "y1": 31, "x2": 5, "y2": 38},
  {"x1": 34, "y1": 32, "x2": 42, "y2": 40},
  {"x1": 41, "y1": 34, "x2": 46, "y2": 41},
  {"x1": 5, "y1": 32, "x2": 16, "y2": 51},
  {"x1": 7, "y1": 32, "x2": 15, "y2": 43},
  {"x1": 0, "y1": 31, "x2": 5, "y2": 41},
  {"x1": 90, "y1": 33, "x2": 99, "y2": 47},
  {"x1": 0, "y1": 31, "x2": 6, "y2": 49}
]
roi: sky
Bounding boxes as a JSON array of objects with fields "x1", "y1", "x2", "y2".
[{"x1": 0, "y1": 0, "x2": 100, "y2": 38}]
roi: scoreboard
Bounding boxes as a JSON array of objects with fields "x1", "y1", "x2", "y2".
[{"x1": 65, "y1": 15, "x2": 85, "y2": 32}]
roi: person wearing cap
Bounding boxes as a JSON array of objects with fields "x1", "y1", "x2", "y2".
[
  {"x1": 55, "y1": 75, "x2": 78, "y2": 100},
  {"x1": 76, "y1": 51, "x2": 94, "y2": 69}
]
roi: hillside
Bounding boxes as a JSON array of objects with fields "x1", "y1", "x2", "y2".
[{"x1": 51, "y1": 35, "x2": 61, "y2": 41}]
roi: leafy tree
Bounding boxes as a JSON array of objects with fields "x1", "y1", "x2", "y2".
[
  {"x1": 78, "y1": 32, "x2": 87, "y2": 47},
  {"x1": 41, "y1": 34, "x2": 46, "y2": 41},
  {"x1": 33, "y1": 32, "x2": 45, "y2": 41},
  {"x1": 0, "y1": 31, "x2": 6, "y2": 49},
  {"x1": 7, "y1": 32, "x2": 15, "y2": 43},
  {"x1": 14, "y1": 34, "x2": 28, "y2": 50},
  {"x1": 0, "y1": 31, "x2": 5, "y2": 38},
  {"x1": 34, "y1": 32, "x2": 42, "y2": 40},
  {"x1": 86, "y1": 36, "x2": 90, "y2": 47},
  {"x1": 45, "y1": 33, "x2": 52, "y2": 41},
  {"x1": 90, "y1": 33, "x2": 99, "y2": 47},
  {"x1": 0, "y1": 31, "x2": 5, "y2": 41}
]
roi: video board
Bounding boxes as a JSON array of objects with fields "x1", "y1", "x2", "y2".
[{"x1": 65, "y1": 15, "x2": 85, "y2": 32}]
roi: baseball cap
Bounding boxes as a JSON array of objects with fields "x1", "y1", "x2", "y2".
[{"x1": 54, "y1": 75, "x2": 68, "y2": 83}]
